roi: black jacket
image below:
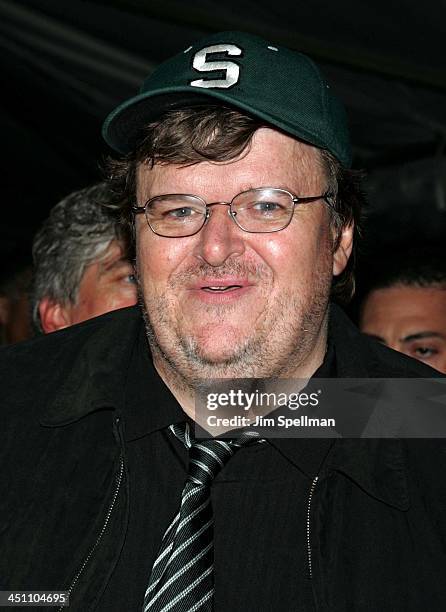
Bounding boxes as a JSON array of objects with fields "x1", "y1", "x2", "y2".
[{"x1": 1, "y1": 305, "x2": 446, "y2": 611}]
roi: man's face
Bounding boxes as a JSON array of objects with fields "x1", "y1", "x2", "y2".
[
  {"x1": 40, "y1": 239, "x2": 137, "y2": 332},
  {"x1": 136, "y1": 128, "x2": 352, "y2": 381},
  {"x1": 69, "y1": 240, "x2": 137, "y2": 325},
  {"x1": 360, "y1": 284, "x2": 446, "y2": 373}
]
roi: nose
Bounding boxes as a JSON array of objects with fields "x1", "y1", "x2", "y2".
[{"x1": 193, "y1": 203, "x2": 245, "y2": 267}]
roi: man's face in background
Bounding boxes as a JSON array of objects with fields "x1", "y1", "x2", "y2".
[
  {"x1": 136, "y1": 128, "x2": 353, "y2": 383},
  {"x1": 360, "y1": 284, "x2": 446, "y2": 373},
  {"x1": 39, "y1": 239, "x2": 137, "y2": 332}
]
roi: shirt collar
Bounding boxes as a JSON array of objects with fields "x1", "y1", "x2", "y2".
[{"x1": 123, "y1": 326, "x2": 186, "y2": 441}]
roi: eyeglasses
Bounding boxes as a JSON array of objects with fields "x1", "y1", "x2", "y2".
[{"x1": 132, "y1": 187, "x2": 330, "y2": 238}]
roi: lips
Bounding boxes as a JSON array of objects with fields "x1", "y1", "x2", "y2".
[
  {"x1": 186, "y1": 278, "x2": 253, "y2": 303},
  {"x1": 187, "y1": 277, "x2": 249, "y2": 289}
]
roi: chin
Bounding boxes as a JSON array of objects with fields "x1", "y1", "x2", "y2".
[{"x1": 188, "y1": 326, "x2": 246, "y2": 364}]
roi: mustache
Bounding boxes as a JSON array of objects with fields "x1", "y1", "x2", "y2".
[{"x1": 166, "y1": 260, "x2": 271, "y2": 287}]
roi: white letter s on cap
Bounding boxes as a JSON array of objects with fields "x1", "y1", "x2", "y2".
[{"x1": 190, "y1": 44, "x2": 242, "y2": 89}]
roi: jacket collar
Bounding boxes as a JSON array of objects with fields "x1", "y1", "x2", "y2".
[
  {"x1": 329, "y1": 304, "x2": 409, "y2": 510},
  {"x1": 40, "y1": 304, "x2": 410, "y2": 510},
  {"x1": 269, "y1": 305, "x2": 410, "y2": 511},
  {"x1": 40, "y1": 306, "x2": 142, "y2": 427}
]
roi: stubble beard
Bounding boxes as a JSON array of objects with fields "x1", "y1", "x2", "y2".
[{"x1": 137, "y1": 256, "x2": 332, "y2": 392}]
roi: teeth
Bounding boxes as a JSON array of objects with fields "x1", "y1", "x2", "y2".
[{"x1": 204, "y1": 285, "x2": 241, "y2": 291}]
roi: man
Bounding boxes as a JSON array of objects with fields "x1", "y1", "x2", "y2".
[
  {"x1": 359, "y1": 248, "x2": 446, "y2": 373},
  {"x1": 1, "y1": 32, "x2": 446, "y2": 612},
  {"x1": 31, "y1": 182, "x2": 137, "y2": 332}
]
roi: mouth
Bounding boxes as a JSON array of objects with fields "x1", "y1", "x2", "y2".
[
  {"x1": 202, "y1": 284, "x2": 242, "y2": 293},
  {"x1": 186, "y1": 278, "x2": 254, "y2": 304}
]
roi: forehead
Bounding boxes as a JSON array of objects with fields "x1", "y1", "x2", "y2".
[
  {"x1": 363, "y1": 285, "x2": 446, "y2": 328},
  {"x1": 136, "y1": 127, "x2": 325, "y2": 199},
  {"x1": 87, "y1": 240, "x2": 126, "y2": 273}
]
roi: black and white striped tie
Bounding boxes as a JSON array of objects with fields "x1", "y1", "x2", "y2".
[{"x1": 142, "y1": 422, "x2": 260, "y2": 612}]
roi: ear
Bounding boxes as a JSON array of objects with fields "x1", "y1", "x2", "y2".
[
  {"x1": 39, "y1": 297, "x2": 72, "y2": 333},
  {"x1": 332, "y1": 222, "x2": 354, "y2": 276}
]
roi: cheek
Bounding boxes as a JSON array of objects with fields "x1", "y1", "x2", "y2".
[
  {"x1": 76, "y1": 287, "x2": 112, "y2": 316},
  {"x1": 256, "y1": 218, "x2": 332, "y2": 286},
  {"x1": 136, "y1": 223, "x2": 163, "y2": 286},
  {"x1": 438, "y1": 354, "x2": 446, "y2": 373},
  {"x1": 107, "y1": 281, "x2": 138, "y2": 308},
  {"x1": 258, "y1": 237, "x2": 293, "y2": 284},
  {"x1": 136, "y1": 230, "x2": 190, "y2": 290}
]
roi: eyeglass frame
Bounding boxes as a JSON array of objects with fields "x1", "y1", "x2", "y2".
[{"x1": 132, "y1": 187, "x2": 333, "y2": 238}]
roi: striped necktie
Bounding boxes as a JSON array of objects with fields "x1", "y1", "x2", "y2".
[{"x1": 142, "y1": 422, "x2": 260, "y2": 612}]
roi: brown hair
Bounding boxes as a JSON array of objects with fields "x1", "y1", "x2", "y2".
[{"x1": 106, "y1": 104, "x2": 364, "y2": 304}]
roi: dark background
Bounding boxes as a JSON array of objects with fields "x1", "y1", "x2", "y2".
[{"x1": 1, "y1": 0, "x2": 445, "y2": 277}]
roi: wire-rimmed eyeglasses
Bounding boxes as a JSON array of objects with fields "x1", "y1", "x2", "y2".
[{"x1": 132, "y1": 187, "x2": 331, "y2": 238}]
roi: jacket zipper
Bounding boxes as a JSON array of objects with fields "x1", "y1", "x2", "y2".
[
  {"x1": 58, "y1": 454, "x2": 124, "y2": 612},
  {"x1": 306, "y1": 475, "x2": 319, "y2": 580}
]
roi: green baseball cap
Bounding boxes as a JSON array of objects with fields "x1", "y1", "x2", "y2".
[{"x1": 102, "y1": 31, "x2": 352, "y2": 167}]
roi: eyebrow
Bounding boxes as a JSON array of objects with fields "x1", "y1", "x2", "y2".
[{"x1": 401, "y1": 331, "x2": 446, "y2": 343}]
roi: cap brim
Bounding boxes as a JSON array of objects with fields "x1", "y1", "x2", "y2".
[
  {"x1": 102, "y1": 86, "x2": 340, "y2": 161},
  {"x1": 103, "y1": 88, "x2": 216, "y2": 154}
]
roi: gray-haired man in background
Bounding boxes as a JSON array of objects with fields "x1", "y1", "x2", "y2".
[{"x1": 32, "y1": 182, "x2": 137, "y2": 333}]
